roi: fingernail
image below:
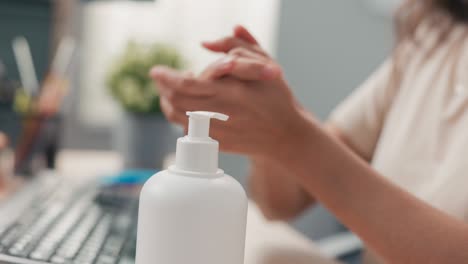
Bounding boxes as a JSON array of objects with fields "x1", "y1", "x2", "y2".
[{"x1": 261, "y1": 65, "x2": 281, "y2": 80}]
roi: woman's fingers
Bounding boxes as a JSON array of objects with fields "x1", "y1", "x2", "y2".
[
  {"x1": 160, "y1": 88, "x2": 220, "y2": 113},
  {"x1": 160, "y1": 97, "x2": 187, "y2": 125},
  {"x1": 228, "y1": 47, "x2": 267, "y2": 61},
  {"x1": 199, "y1": 56, "x2": 235, "y2": 80},
  {"x1": 202, "y1": 37, "x2": 268, "y2": 57},
  {"x1": 200, "y1": 56, "x2": 282, "y2": 81},
  {"x1": 229, "y1": 57, "x2": 282, "y2": 80},
  {"x1": 202, "y1": 26, "x2": 268, "y2": 57},
  {"x1": 233, "y1": 25, "x2": 258, "y2": 44},
  {"x1": 160, "y1": 89, "x2": 229, "y2": 131},
  {"x1": 199, "y1": 47, "x2": 269, "y2": 80},
  {"x1": 150, "y1": 66, "x2": 216, "y2": 96},
  {"x1": 202, "y1": 36, "x2": 254, "y2": 53},
  {"x1": 202, "y1": 25, "x2": 258, "y2": 52}
]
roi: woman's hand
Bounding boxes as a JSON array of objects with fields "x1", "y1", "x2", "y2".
[
  {"x1": 151, "y1": 62, "x2": 308, "y2": 160},
  {"x1": 201, "y1": 25, "x2": 270, "y2": 60},
  {"x1": 150, "y1": 27, "x2": 311, "y2": 161},
  {"x1": 151, "y1": 26, "x2": 317, "y2": 221},
  {"x1": 199, "y1": 25, "x2": 275, "y2": 81}
]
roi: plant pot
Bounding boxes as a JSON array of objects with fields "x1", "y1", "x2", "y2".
[{"x1": 114, "y1": 112, "x2": 179, "y2": 169}]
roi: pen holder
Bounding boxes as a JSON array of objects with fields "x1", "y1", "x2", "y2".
[{"x1": 14, "y1": 114, "x2": 62, "y2": 175}]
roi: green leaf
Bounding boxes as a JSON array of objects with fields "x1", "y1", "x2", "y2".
[{"x1": 106, "y1": 42, "x2": 185, "y2": 114}]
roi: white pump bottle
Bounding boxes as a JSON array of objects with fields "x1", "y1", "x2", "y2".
[{"x1": 136, "y1": 111, "x2": 248, "y2": 264}]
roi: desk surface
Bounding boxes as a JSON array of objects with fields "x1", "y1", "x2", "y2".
[{"x1": 56, "y1": 150, "x2": 338, "y2": 264}]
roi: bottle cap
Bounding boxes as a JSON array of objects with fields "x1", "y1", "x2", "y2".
[{"x1": 172, "y1": 111, "x2": 229, "y2": 175}]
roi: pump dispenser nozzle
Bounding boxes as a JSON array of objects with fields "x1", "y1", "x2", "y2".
[
  {"x1": 187, "y1": 111, "x2": 229, "y2": 139},
  {"x1": 172, "y1": 111, "x2": 229, "y2": 175}
]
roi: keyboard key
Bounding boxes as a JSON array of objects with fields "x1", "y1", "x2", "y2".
[
  {"x1": 1, "y1": 225, "x2": 20, "y2": 246},
  {"x1": 96, "y1": 255, "x2": 117, "y2": 264},
  {"x1": 8, "y1": 248, "x2": 24, "y2": 256},
  {"x1": 73, "y1": 260, "x2": 94, "y2": 264},
  {"x1": 50, "y1": 255, "x2": 66, "y2": 264},
  {"x1": 118, "y1": 257, "x2": 134, "y2": 264},
  {"x1": 30, "y1": 250, "x2": 51, "y2": 260}
]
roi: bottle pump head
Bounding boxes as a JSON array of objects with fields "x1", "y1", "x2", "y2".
[
  {"x1": 187, "y1": 111, "x2": 229, "y2": 139},
  {"x1": 172, "y1": 111, "x2": 229, "y2": 175}
]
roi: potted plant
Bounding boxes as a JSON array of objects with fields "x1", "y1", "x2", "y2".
[{"x1": 107, "y1": 42, "x2": 184, "y2": 169}]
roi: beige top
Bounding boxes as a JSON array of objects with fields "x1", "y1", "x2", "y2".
[{"x1": 329, "y1": 25, "x2": 468, "y2": 264}]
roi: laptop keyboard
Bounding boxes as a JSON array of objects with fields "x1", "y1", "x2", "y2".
[{"x1": 0, "y1": 183, "x2": 138, "y2": 264}]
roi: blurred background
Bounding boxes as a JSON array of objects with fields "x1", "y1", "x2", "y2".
[{"x1": 0, "y1": 0, "x2": 397, "y2": 246}]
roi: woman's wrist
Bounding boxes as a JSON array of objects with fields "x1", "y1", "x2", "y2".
[{"x1": 269, "y1": 106, "x2": 323, "y2": 168}]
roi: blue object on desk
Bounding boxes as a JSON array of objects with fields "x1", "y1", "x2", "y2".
[{"x1": 101, "y1": 169, "x2": 157, "y2": 186}]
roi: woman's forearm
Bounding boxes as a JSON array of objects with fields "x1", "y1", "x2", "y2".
[
  {"x1": 283, "y1": 118, "x2": 468, "y2": 263},
  {"x1": 248, "y1": 115, "x2": 370, "y2": 221},
  {"x1": 247, "y1": 116, "x2": 360, "y2": 221},
  {"x1": 249, "y1": 157, "x2": 315, "y2": 220}
]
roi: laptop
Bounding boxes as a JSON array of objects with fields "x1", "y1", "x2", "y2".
[
  {"x1": 0, "y1": 158, "x2": 139, "y2": 264},
  {"x1": 0, "y1": 119, "x2": 139, "y2": 264}
]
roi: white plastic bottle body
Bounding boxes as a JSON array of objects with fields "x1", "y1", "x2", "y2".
[{"x1": 136, "y1": 170, "x2": 248, "y2": 264}]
